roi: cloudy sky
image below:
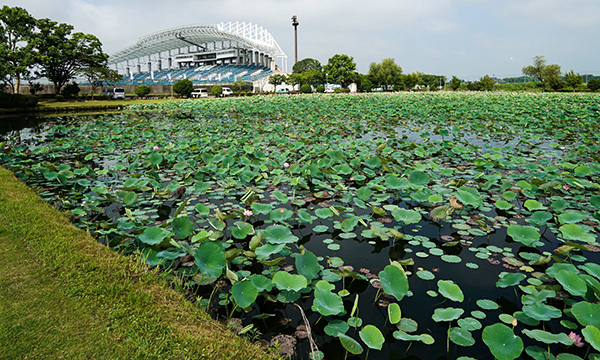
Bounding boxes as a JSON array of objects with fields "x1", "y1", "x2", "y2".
[{"x1": 7, "y1": 0, "x2": 600, "y2": 80}]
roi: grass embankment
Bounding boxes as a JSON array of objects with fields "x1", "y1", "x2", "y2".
[
  {"x1": 0, "y1": 98, "x2": 186, "y2": 115},
  {"x1": 0, "y1": 166, "x2": 280, "y2": 360}
]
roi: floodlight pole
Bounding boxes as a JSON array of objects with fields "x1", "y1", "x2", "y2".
[{"x1": 291, "y1": 15, "x2": 299, "y2": 64}]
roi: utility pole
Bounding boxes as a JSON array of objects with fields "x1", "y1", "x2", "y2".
[{"x1": 291, "y1": 15, "x2": 299, "y2": 64}]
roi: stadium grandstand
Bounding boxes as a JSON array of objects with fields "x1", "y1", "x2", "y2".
[{"x1": 108, "y1": 22, "x2": 286, "y2": 86}]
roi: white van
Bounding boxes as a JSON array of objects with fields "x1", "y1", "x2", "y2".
[
  {"x1": 191, "y1": 88, "x2": 208, "y2": 98},
  {"x1": 103, "y1": 87, "x2": 125, "y2": 99},
  {"x1": 221, "y1": 87, "x2": 233, "y2": 96}
]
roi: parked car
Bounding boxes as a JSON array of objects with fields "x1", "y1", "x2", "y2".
[
  {"x1": 276, "y1": 88, "x2": 290, "y2": 94},
  {"x1": 191, "y1": 88, "x2": 208, "y2": 98},
  {"x1": 102, "y1": 87, "x2": 126, "y2": 99},
  {"x1": 221, "y1": 87, "x2": 233, "y2": 96}
]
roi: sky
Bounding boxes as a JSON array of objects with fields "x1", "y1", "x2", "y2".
[{"x1": 7, "y1": 0, "x2": 600, "y2": 80}]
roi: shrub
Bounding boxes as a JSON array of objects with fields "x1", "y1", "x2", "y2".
[
  {"x1": 25, "y1": 95, "x2": 38, "y2": 107},
  {"x1": 135, "y1": 85, "x2": 151, "y2": 98},
  {"x1": 361, "y1": 79, "x2": 373, "y2": 92},
  {"x1": 341, "y1": 88, "x2": 350, "y2": 93},
  {"x1": 61, "y1": 82, "x2": 80, "y2": 98},
  {"x1": 334, "y1": 88, "x2": 341, "y2": 93},
  {"x1": 173, "y1": 79, "x2": 194, "y2": 97},
  {"x1": 12, "y1": 94, "x2": 28, "y2": 107},
  {"x1": 55, "y1": 94, "x2": 64, "y2": 101},
  {"x1": 0, "y1": 92, "x2": 12, "y2": 108},
  {"x1": 316, "y1": 85, "x2": 325, "y2": 93},
  {"x1": 300, "y1": 84, "x2": 312, "y2": 94},
  {"x1": 211, "y1": 85, "x2": 223, "y2": 97},
  {"x1": 588, "y1": 78, "x2": 600, "y2": 92}
]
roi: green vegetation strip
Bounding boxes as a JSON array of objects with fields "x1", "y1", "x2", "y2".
[{"x1": 0, "y1": 166, "x2": 279, "y2": 360}]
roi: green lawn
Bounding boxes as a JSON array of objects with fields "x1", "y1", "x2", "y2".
[{"x1": 0, "y1": 166, "x2": 280, "y2": 360}]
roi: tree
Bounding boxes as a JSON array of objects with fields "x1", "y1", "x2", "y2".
[
  {"x1": 368, "y1": 58, "x2": 402, "y2": 91},
  {"x1": 324, "y1": 54, "x2": 356, "y2": 88},
  {"x1": 450, "y1": 76, "x2": 461, "y2": 91},
  {"x1": 588, "y1": 78, "x2": 600, "y2": 92},
  {"x1": 269, "y1": 74, "x2": 287, "y2": 90},
  {"x1": 300, "y1": 84, "x2": 312, "y2": 93},
  {"x1": 564, "y1": 70, "x2": 583, "y2": 91},
  {"x1": 33, "y1": 18, "x2": 107, "y2": 94},
  {"x1": 0, "y1": 6, "x2": 37, "y2": 94},
  {"x1": 135, "y1": 85, "x2": 151, "y2": 98},
  {"x1": 292, "y1": 58, "x2": 322, "y2": 74},
  {"x1": 173, "y1": 79, "x2": 193, "y2": 97},
  {"x1": 79, "y1": 66, "x2": 121, "y2": 99},
  {"x1": 211, "y1": 85, "x2": 223, "y2": 97},
  {"x1": 467, "y1": 81, "x2": 482, "y2": 91},
  {"x1": 361, "y1": 78, "x2": 373, "y2": 92},
  {"x1": 522, "y1": 56, "x2": 561, "y2": 92},
  {"x1": 232, "y1": 78, "x2": 245, "y2": 92},
  {"x1": 479, "y1": 75, "x2": 495, "y2": 91},
  {"x1": 402, "y1": 73, "x2": 419, "y2": 90}
]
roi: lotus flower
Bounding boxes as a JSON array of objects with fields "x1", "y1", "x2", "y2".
[
  {"x1": 568, "y1": 332, "x2": 584, "y2": 347},
  {"x1": 280, "y1": 208, "x2": 285, "y2": 214},
  {"x1": 153, "y1": 145, "x2": 159, "y2": 150},
  {"x1": 563, "y1": 184, "x2": 570, "y2": 191},
  {"x1": 283, "y1": 162, "x2": 290, "y2": 167},
  {"x1": 243, "y1": 209, "x2": 253, "y2": 216}
]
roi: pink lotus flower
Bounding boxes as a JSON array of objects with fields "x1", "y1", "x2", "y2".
[
  {"x1": 563, "y1": 184, "x2": 570, "y2": 191},
  {"x1": 569, "y1": 332, "x2": 584, "y2": 347},
  {"x1": 152, "y1": 145, "x2": 159, "y2": 150},
  {"x1": 350, "y1": 177, "x2": 354, "y2": 181},
  {"x1": 280, "y1": 208, "x2": 285, "y2": 214},
  {"x1": 283, "y1": 162, "x2": 290, "y2": 168},
  {"x1": 3, "y1": 146, "x2": 8, "y2": 150},
  {"x1": 243, "y1": 209, "x2": 253, "y2": 216}
]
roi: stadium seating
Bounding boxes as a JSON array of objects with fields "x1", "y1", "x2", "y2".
[{"x1": 111, "y1": 64, "x2": 273, "y2": 86}]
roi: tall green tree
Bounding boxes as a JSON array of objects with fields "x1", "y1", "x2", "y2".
[
  {"x1": 292, "y1": 58, "x2": 324, "y2": 86},
  {"x1": 0, "y1": 5, "x2": 37, "y2": 94},
  {"x1": 402, "y1": 73, "x2": 419, "y2": 90},
  {"x1": 368, "y1": 58, "x2": 402, "y2": 91},
  {"x1": 450, "y1": 76, "x2": 462, "y2": 91},
  {"x1": 564, "y1": 70, "x2": 583, "y2": 91},
  {"x1": 324, "y1": 54, "x2": 356, "y2": 88},
  {"x1": 33, "y1": 18, "x2": 107, "y2": 94},
  {"x1": 479, "y1": 75, "x2": 495, "y2": 91},
  {"x1": 268, "y1": 74, "x2": 287, "y2": 89},
  {"x1": 292, "y1": 58, "x2": 322, "y2": 74},
  {"x1": 522, "y1": 55, "x2": 561, "y2": 92}
]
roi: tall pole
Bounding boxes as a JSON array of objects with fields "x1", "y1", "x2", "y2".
[{"x1": 291, "y1": 15, "x2": 299, "y2": 64}]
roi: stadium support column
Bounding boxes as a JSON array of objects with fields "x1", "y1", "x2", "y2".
[
  {"x1": 147, "y1": 61, "x2": 151, "y2": 73},
  {"x1": 137, "y1": 64, "x2": 141, "y2": 73},
  {"x1": 158, "y1": 59, "x2": 162, "y2": 71},
  {"x1": 168, "y1": 57, "x2": 172, "y2": 69},
  {"x1": 260, "y1": 53, "x2": 264, "y2": 67}
]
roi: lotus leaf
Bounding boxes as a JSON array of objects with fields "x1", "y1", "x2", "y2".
[
  {"x1": 293, "y1": 249, "x2": 321, "y2": 282},
  {"x1": 554, "y1": 270, "x2": 587, "y2": 297},
  {"x1": 324, "y1": 320, "x2": 349, "y2": 337},
  {"x1": 391, "y1": 208, "x2": 422, "y2": 225},
  {"x1": 572, "y1": 301, "x2": 600, "y2": 327},
  {"x1": 559, "y1": 224, "x2": 596, "y2": 243},
  {"x1": 432, "y1": 307, "x2": 464, "y2": 322},
  {"x1": 263, "y1": 225, "x2": 298, "y2": 244},
  {"x1": 231, "y1": 280, "x2": 258, "y2": 308},
  {"x1": 338, "y1": 334, "x2": 363, "y2": 355},
  {"x1": 138, "y1": 226, "x2": 172, "y2": 245},
  {"x1": 522, "y1": 302, "x2": 562, "y2": 321},
  {"x1": 359, "y1": 325, "x2": 385, "y2": 350},
  {"x1": 482, "y1": 323, "x2": 523, "y2": 360},
  {"x1": 522, "y1": 329, "x2": 573, "y2": 345},
  {"x1": 437, "y1": 280, "x2": 464, "y2": 302},
  {"x1": 378, "y1": 264, "x2": 409, "y2": 301},
  {"x1": 496, "y1": 273, "x2": 526, "y2": 288},
  {"x1": 312, "y1": 280, "x2": 344, "y2": 316},
  {"x1": 582, "y1": 325, "x2": 600, "y2": 352},
  {"x1": 455, "y1": 186, "x2": 483, "y2": 208},
  {"x1": 449, "y1": 327, "x2": 475, "y2": 347},
  {"x1": 194, "y1": 241, "x2": 226, "y2": 278},
  {"x1": 506, "y1": 224, "x2": 540, "y2": 246},
  {"x1": 388, "y1": 303, "x2": 401, "y2": 324}
]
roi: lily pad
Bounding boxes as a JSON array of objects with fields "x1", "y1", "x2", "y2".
[{"x1": 482, "y1": 323, "x2": 523, "y2": 360}]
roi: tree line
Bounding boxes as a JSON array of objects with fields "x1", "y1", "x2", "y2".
[
  {"x1": 273, "y1": 55, "x2": 599, "y2": 93},
  {"x1": 0, "y1": 5, "x2": 118, "y2": 95}
]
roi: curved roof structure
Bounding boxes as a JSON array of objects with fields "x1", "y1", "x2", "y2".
[{"x1": 109, "y1": 21, "x2": 286, "y2": 65}]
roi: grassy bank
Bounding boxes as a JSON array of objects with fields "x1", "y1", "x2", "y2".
[
  {"x1": 0, "y1": 98, "x2": 186, "y2": 115},
  {"x1": 0, "y1": 166, "x2": 280, "y2": 360}
]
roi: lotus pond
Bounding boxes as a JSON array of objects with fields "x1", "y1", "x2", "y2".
[{"x1": 2, "y1": 92, "x2": 600, "y2": 360}]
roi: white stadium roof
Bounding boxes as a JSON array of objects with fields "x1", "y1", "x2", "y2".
[{"x1": 108, "y1": 21, "x2": 286, "y2": 65}]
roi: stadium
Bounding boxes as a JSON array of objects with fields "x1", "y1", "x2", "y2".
[{"x1": 108, "y1": 21, "x2": 287, "y2": 88}]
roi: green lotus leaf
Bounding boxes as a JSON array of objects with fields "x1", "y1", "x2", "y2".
[
  {"x1": 449, "y1": 327, "x2": 475, "y2": 347},
  {"x1": 455, "y1": 186, "x2": 483, "y2": 208},
  {"x1": 194, "y1": 203, "x2": 210, "y2": 216},
  {"x1": 502, "y1": 191, "x2": 518, "y2": 201},
  {"x1": 391, "y1": 208, "x2": 422, "y2": 225},
  {"x1": 272, "y1": 271, "x2": 307, "y2": 292},
  {"x1": 122, "y1": 191, "x2": 138, "y2": 206},
  {"x1": 173, "y1": 216, "x2": 194, "y2": 239},
  {"x1": 496, "y1": 272, "x2": 526, "y2": 288},
  {"x1": 581, "y1": 262, "x2": 600, "y2": 281},
  {"x1": 572, "y1": 301, "x2": 600, "y2": 327},
  {"x1": 231, "y1": 280, "x2": 258, "y2": 308},
  {"x1": 356, "y1": 186, "x2": 372, "y2": 201},
  {"x1": 312, "y1": 280, "x2": 344, "y2": 316},
  {"x1": 385, "y1": 174, "x2": 409, "y2": 190},
  {"x1": 263, "y1": 225, "x2": 298, "y2": 244},
  {"x1": 521, "y1": 329, "x2": 571, "y2": 346},
  {"x1": 590, "y1": 195, "x2": 600, "y2": 209},
  {"x1": 249, "y1": 274, "x2": 273, "y2": 292},
  {"x1": 458, "y1": 317, "x2": 482, "y2": 331},
  {"x1": 495, "y1": 200, "x2": 514, "y2": 210},
  {"x1": 522, "y1": 302, "x2": 562, "y2": 321},
  {"x1": 254, "y1": 243, "x2": 285, "y2": 260},
  {"x1": 338, "y1": 334, "x2": 363, "y2": 355},
  {"x1": 558, "y1": 210, "x2": 586, "y2": 224},
  {"x1": 524, "y1": 199, "x2": 546, "y2": 211},
  {"x1": 416, "y1": 270, "x2": 435, "y2": 280},
  {"x1": 194, "y1": 241, "x2": 226, "y2": 278},
  {"x1": 432, "y1": 307, "x2": 464, "y2": 322},
  {"x1": 407, "y1": 170, "x2": 430, "y2": 187},
  {"x1": 359, "y1": 325, "x2": 385, "y2": 350},
  {"x1": 388, "y1": 303, "x2": 401, "y2": 324},
  {"x1": 438, "y1": 280, "x2": 464, "y2": 302},
  {"x1": 250, "y1": 202, "x2": 272, "y2": 215},
  {"x1": 528, "y1": 211, "x2": 553, "y2": 226},
  {"x1": 297, "y1": 209, "x2": 315, "y2": 224},
  {"x1": 378, "y1": 264, "x2": 409, "y2": 301},
  {"x1": 482, "y1": 323, "x2": 523, "y2": 360},
  {"x1": 555, "y1": 270, "x2": 587, "y2": 297},
  {"x1": 324, "y1": 320, "x2": 349, "y2": 337},
  {"x1": 138, "y1": 226, "x2": 172, "y2": 245},
  {"x1": 315, "y1": 208, "x2": 334, "y2": 219},
  {"x1": 293, "y1": 249, "x2": 321, "y2": 282},
  {"x1": 506, "y1": 224, "x2": 540, "y2": 246},
  {"x1": 560, "y1": 223, "x2": 596, "y2": 243},
  {"x1": 582, "y1": 325, "x2": 600, "y2": 352},
  {"x1": 194, "y1": 181, "x2": 210, "y2": 193},
  {"x1": 476, "y1": 299, "x2": 499, "y2": 310}
]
